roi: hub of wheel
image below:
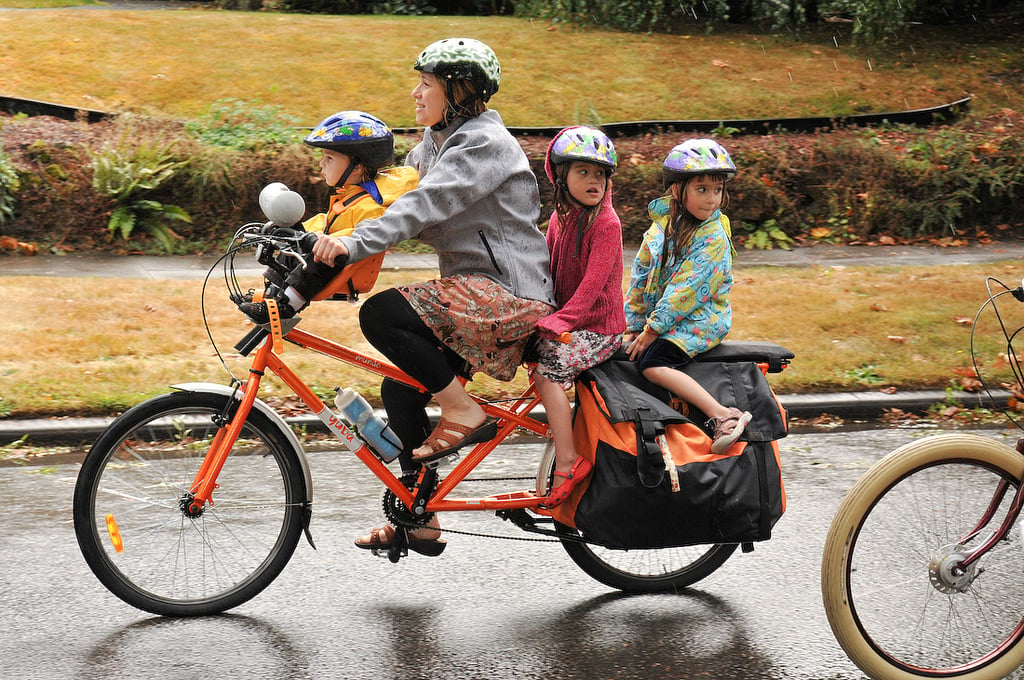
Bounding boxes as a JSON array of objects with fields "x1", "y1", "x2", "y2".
[
  {"x1": 928, "y1": 544, "x2": 976, "y2": 594},
  {"x1": 179, "y1": 493, "x2": 205, "y2": 518}
]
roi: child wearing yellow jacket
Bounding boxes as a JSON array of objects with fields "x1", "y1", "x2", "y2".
[{"x1": 240, "y1": 111, "x2": 418, "y2": 322}]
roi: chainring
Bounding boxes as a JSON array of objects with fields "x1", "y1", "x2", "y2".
[{"x1": 381, "y1": 473, "x2": 434, "y2": 529}]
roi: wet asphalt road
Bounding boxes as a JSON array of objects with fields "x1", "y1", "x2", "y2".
[{"x1": 3, "y1": 427, "x2": 1023, "y2": 680}]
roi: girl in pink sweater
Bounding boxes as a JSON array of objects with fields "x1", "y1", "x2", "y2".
[{"x1": 533, "y1": 126, "x2": 627, "y2": 508}]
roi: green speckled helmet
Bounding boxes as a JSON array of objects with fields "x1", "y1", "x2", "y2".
[{"x1": 414, "y1": 38, "x2": 501, "y2": 102}]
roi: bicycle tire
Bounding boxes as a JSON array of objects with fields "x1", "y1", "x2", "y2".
[
  {"x1": 73, "y1": 391, "x2": 308, "y2": 617},
  {"x1": 556, "y1": 521, "x2": 737, "y2": 592},
  {"x1": 821, "y1": 433, "x2": 1024, "y2": 679}
]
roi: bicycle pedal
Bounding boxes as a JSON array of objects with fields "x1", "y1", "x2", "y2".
[
  {"x1": 257, "y1": 315, "x2": 302, "y2": 334},
  {"x1": 369, "y1": 546, "x2": 407, "y2": 561}
]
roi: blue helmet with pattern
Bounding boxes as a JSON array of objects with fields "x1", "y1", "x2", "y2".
[
  {"x1": 549, "y1": 126, "x2": 617, "y2": 176},
  {"x1": 304, "y1": 111, "x2": 394, "y2": 170},
  {"x1": 663, "y1": 138, "x2": 736, "y2": 186}
]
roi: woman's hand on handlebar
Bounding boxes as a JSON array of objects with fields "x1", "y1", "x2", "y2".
[{"x1": 312, "y1": 234, "x2": 349, "y2": 268}]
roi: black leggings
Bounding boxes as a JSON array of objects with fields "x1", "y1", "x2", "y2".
[
  {"x1": 359, "y1": 288, "x2": 470, "y2": 472},
  {"x1": 359, "y1": 288, "x2": 469, "y2": 393}
]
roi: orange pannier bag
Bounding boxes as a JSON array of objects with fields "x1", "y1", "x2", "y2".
[{"x1": 550, "y1": 342, "x2": 791, "y2": 549}]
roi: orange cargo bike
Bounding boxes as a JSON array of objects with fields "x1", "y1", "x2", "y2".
[{"x1": 73, "y1": 212, "x2": 792, "y2": 617}]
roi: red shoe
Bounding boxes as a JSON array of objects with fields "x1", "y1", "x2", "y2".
[{"x1": 543, "y1": 456, "x2": 593, "y2": 508}]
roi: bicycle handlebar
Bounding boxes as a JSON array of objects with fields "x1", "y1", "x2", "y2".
[{"x1": 243, "y1": 226, "x2": 320, "y2": 277}]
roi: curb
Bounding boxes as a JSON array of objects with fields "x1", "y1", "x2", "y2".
[{"x1": 0, "y1": 389, "x2": 1010, "y2": 447}]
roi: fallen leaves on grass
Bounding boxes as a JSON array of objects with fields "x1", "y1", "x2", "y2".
[{"x1": 0, "y1": 236, "x2": 38, "y2": 255}]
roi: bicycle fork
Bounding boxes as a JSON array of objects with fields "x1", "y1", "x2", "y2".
[
  {"x1": 934, "y1": 439, "x2": 1024, "y2": 591},
  {"x1": 184, "y1": 337, "x2": 418, "y2": 517}
]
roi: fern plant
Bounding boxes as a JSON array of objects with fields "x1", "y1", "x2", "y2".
[
  {"x1": 90, "y1": 142, "x2": 192, "y2": 253},
  {"x1": 741, "y1": 218, "x2": 795, "y2": 251},
  {"x1": 0, "y1": 148, "x2": 20, "y2": 228}
]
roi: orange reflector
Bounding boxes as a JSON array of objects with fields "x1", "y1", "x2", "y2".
[{"x1": 105, "y1": 513, "x2": 124, "y2": 553}]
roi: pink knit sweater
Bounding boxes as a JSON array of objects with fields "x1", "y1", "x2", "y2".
[{"x1": 535, "y1": 193, "x2": 627, "y2": 338}]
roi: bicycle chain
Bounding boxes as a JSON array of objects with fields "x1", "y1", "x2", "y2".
[{"x1": 380, "y1": 476, "x2": 561, "y2": 543}]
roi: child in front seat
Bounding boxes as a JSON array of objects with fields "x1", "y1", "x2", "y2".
[
  {"x1": 531, "y1": 126, "x2": 627, "y2": 508},
  {"x1": 624, "y1": 138, "x2": 751, "y2": 455},
  {"x1": 239, "y1": 110, "x2": 418, "y2": 323}
]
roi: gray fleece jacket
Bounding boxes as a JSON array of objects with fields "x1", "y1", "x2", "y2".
[{"x1": 338, "y1": 110, "x2": 555, "y2": 306}]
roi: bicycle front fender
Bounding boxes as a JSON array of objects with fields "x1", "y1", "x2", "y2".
[{"x1": 171, "y1": 382, "x2": 314, "y2": 506}]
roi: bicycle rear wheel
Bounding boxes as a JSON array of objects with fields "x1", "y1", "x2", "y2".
[
  {"x1": 821, "y1": 433, "x2": 1024, "y2": 679},
  {"x1": 73, "y1": 391, "x2": 308, "y2": 617},
  {"x1": 556, "y1": 522, "x2": 737, "y2": 592}
]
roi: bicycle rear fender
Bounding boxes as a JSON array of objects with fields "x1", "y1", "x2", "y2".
[{"x1": 171, "y1": 382, "x2": 314, "y2": 506}]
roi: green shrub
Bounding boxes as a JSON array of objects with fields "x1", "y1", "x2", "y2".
[
  {"x1": 184, "y1": 98, "x2": 303, "y2": 152},
  {"x1": 0, "y1": 147, "x2": 19, "y2": 229},
  {"x1": 2, "y1": 109, "x2": 1022, "y2": 253},
  {"x1": 90, "y1": 140, "x2": 192, "y2": 252}
]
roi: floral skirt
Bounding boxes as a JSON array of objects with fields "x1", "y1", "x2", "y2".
[
  {"x1": 399, "y1": 274, "x2": 554, "y2": 382},
  {"x1": 533, "y1": 330, "x2": 623, "y2": 388}
]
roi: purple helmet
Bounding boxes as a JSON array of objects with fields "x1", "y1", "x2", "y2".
[
  {"x1": 663, "y1": 138, "x2": 736, "y2": 186},
  {"x1": 549, "y1": 126, "x2": 617, "y2": 175}
]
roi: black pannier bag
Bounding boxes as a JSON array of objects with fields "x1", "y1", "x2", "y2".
[{"x1": 549, "y1": 342, "x2": 792, "y2": 549}]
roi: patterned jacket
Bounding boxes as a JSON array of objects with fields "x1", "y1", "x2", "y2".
[{"x1": 624, "y1": 197, "x2": 733, "y2": 357}]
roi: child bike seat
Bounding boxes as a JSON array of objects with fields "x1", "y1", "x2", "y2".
[{"x1": 312, "y1": 252, "x2": 386, "y2": 302}]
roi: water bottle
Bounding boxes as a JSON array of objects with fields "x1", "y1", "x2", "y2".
[{"x1": 333, "y1": 387, "x2": 402, "y2": 462}]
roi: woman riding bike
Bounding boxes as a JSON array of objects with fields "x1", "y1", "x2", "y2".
[{"x1": 309, "y1": 37, "x2": 556, "y2": 555}]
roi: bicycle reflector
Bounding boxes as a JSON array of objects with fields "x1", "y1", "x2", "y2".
[{"x1": 105, "y1": 513, "x2": 124, "y2": 553}]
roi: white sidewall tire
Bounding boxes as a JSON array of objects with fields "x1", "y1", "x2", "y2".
[{"x1": 821, "y1": 433, "x2": 1024, "y2": 680}]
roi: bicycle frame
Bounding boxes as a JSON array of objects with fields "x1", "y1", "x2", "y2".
[
  {"x1": 953, "y1": 448, "x2": 1024, "y2": 570},
  {"x1": 185, "y1": 321, "x2": 552, "y2": 519}
]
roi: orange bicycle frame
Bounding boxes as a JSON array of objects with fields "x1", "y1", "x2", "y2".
[{"x1": 186, "y1": 323, "x2": 551, "y2": 516}]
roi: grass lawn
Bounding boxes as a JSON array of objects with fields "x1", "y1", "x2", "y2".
[
  {"x1": 0, "y1": 5, "x2": 1020, "y2": 127},
  {"x1": 3, "y1": 260, "x2": 1023, "y2": 419}
]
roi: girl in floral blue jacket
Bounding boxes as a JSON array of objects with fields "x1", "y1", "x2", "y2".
[{"x1": 624, "y1": 139, "x2": 751, "y2": 454}]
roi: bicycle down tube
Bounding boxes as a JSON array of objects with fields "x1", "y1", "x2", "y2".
[{"x1": 188, "y1": 323, "x2": 552, "y2": 517}]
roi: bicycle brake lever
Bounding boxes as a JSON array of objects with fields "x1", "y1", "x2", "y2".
[
  {"x1": 277, "y1": 249, "x2": 311, "y2": 271},
  {"x1": 1013, "y1": 278, "x2": 1024, "y2": 302}
]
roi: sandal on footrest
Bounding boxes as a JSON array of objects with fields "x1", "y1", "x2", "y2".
[
  {"x1": 354, "y1": 524, "x2": 446, "y2": 557},
  {"x1": 411, "y1": 416, "x2": 499, "y2": 464}
]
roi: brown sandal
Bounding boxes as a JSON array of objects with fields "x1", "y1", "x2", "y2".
[
  {"x1": 411, "y1": 416, "x2": 499, "y2": 463},
  {"x1": 354, "y1": 524, "x2": 446, "y2": 557}
]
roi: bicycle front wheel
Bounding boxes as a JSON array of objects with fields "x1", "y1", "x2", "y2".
[
  {"x1": 73, "y1": 391, "x2": 308, "y2": 617},
  {"x1": 557, "y1": 522, "x2": 737, "y2": 592},
  {"x1": 821, "y1": 433, "x2": 1024, "y2": 680}
]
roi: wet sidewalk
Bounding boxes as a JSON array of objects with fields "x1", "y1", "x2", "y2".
[{"x1": 3, "y1": 241, "x2": 1024, "y2": 279}]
